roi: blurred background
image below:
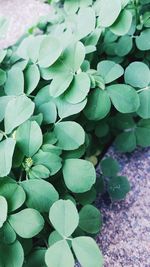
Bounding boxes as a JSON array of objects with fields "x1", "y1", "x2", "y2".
[{"x1": 0, "y1": 0, "x2": 50, "y2": 48}]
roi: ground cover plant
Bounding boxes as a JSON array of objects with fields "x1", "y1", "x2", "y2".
[{"x1": 0, "y1": 0, "x2": 150, "y2": 266}]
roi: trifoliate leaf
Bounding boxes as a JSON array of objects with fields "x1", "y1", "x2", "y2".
[
  {"x1": 28, "y1": 165, "x2": 50, "y2": 179},
  {"x1": 0, "y1": 221, "x2": 16, "y2": 244},
  {"x1": 72, "y1": 237, "x2": 103, "y2": 267},
  {"x1": 56, "y1": 96, "x2": 87, "y2": 119},
  {"x1": 0, "y1": 96, "x2": 12, "y2": 122},
  {"x1": 124, "y1": 62, "x2": 150, "y2": 88},
  {"x1": 49, "y1": 72, "x2": 74, "y2": 97},
  {"x1": 16, "y1": 120, "x2": 42, "y2": 157},
  {"x1": 8, "y1": 208, "x2": 44, "y2": 238},
  {"x1": 0, "y1": 240, "x2": 24, "y2": 267},
  {"x1": 49, "y1": 199, "x2": 79, "y2": 237},
  {"x1": 63, "y1": 159, "x2": 96, "y2": 193},
  {"x1": 115, "y1": 35, "x2": 133, "y2": 56},
  {"x1": 108, "y1": 175, "x2": 130, "y2": 200},
  {"x1": 136, "y1": 29, "x2": 150, "y2": 51},
  {"x1": 24, "y1": 249, "x2": 46, "y2": 267},
  {"x1": 54, "y1": 121, "x2": 85, "y2": 150},
  {"x1": 24, "y1": 64, "x2": 40, "y2": 95},
  {"x1": 97, "y1": 60, "x2": 124, "y2": 84},
  {"x1": 107, "y1": 84, "x2": 140, "y2": 113},
  {"x1": 38, "y1": 36, "x2": 62, "y2": 68},
  {"x1": 0, "y1": 182, "x2": 26, "y2": 212},
  {"x1": 79, "y1": 205, "x2": 102, "y2": 234},
  {"x1": 38, "y1": 101, "x2": 57, "y2": 124},
  {"x1": 45, "y1": 240, "x2": 74, "y2": 267},
  {"x1": 110, "y1": 10, "x2": 132, "y2": 36},
  {"x1": 5, "y1": 95, "x2": 35, "y2": 134},
  {"x1": 32, "y1": 150, "x2": 62, "y2": 175},
  {"x1": 114, "y1": 131, "x2": 136, "y2": 152},
  {"x1": 21, "y1": 180, "x2": 59, "y2": 212},
  {"x1": 0, "y1": 68, "x2": 6, "y2": 86},
  {"x1": 100, "y1": 157, "x2": 120, "y2": 177},
  {"x1": 99, "y1": 0, "x2": 121, "y2": 27},
  {"x1": 0, "y1": 196, "x2": 8, "y2": 228},
  {"x1": 137, "y1": 90, "x2": 150, "y2": 119},
  {"x1": 76, "y1": 7, "x2": 96, "y2": 39},
  {"x1": 64, "y1": 72, "x2": 90, "y2": 104},
  {"x1": 84, "y1": 89, "x2": 111, "y2": 120},
  {"x1": 4, "y1": 67, "x2": 24, "y2": 96},
  {"x1": 0, "y1": 138, "x2": 16, "y2": 177}
]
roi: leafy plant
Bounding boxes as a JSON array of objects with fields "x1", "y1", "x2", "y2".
[{"x1": 0, "y1": 0, "x2": 150, "y2": 266}]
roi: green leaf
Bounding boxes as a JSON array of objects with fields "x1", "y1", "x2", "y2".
[
  {"x1": 0, "y1": 68, "x2": 6, "y2": 86},
  {"x1": 135, "y1": 125, "x2": 150, "y2": 147},
  {"x1": 100, "y1": 157, "x2": 120, "y2": 177},
  {"x1": 84, "y1": 89, "x2": 111, "y2": 120},
  {"x1": 48, "y1": 231, "x2": 63, "y2": 246},
  {"x1": 124, "y1": 62, "x2": 150, "y2": 88},
  {"x1": 21, "y1": 180, "x2": 59, "y2": 212},
  {"x1": 0, "y1": 138, "x2": 16, "y2": 177},
  {"x1": 38, "y1": 36, "x2": 62, "y2": 68},
  {"x1": 115, "y1": 35, "x2": 133, "y2": 56},
  {"x1": 137, "y1": 90, "x2": 150, "y2": 119},
  {"x1": 0, "y1": 196, "x2": 7, "y2": 228},
  {"x1": 42, "y1": 144, "x2": 62, "y2": 156},
  {"x1": 56, "y1": 96, "x2": 87, "y2": 119},
  {"x1": 16, "y1": 120, "x2": 42, "y2": 157},
  {"x1": 74, "y1": 187, "x2": 97, "y2": 205},
  {"x1": 63, "y1": 159, "x2": 96, "y2": 193},
  {"x1": 99, "y1": 0, "x2": 121, "y2": 27},
  {"x1": 114, "y1": 131, "x2": 136, "y2": 152},
  {"x1": 64, "y1": 72, "x2": 90, "y2": 104},
  {"x1": 33, "y1": 150, "x2": 62, "y2": 175},
  {"x1": 0, "y1": 96, "x2": 12, "y2": 122},
  {"x1": 108, "y1": 176, "x2": 130, "y2": 201},
  {"x1": 29, "y1": 165, "x2": 50, "y2": 179},
  {"x1": 79, "y1": 205, "x2": 102, "y2": 234},
  {"x1": 0, "y1": 182, "x2": 26, "y2": 212},
  {"x1": 95, "y1": 122, "x2": 109, "y2": 137},
  {"x1": 49, "y1": 199, "x2": 79, "y2": 237},
  {"x1": 110, "y1": 10, "x2": 132, "y2": 36},
  {"x1": 57, "y1": 41, "x2": 85, "y2": 73},
  {"x1": 24, "y1": 249, "x2": 46, "y2": 267},
  {"x1": 72, "y1": 237, "x2": 103, "y2": 267},
  {"x1": 76, "y1": 7, "x2": 96, "y2": 39},
  {"x1": 24, "y1": 64, "x2": 40, "y2": 94},
  {"x1": 16, "y1": 35, "x2": 33, "y2": 60},
  {"x1": 0, "y1": 240, "x2": 24, "y2": 267},
  {"x1": 0, "y1": 221, "x2": 16, "y2": 244},
  {"x1": 64, "y1": 0, "x2": 79, "y2": 14},
  {"x1": 34, "y1": 85, "x2": 52, "y2": 108},
  {"x1": 45, "y1": 240, "x2": 74, "y2": 267},
  {"x1": 4, "y1": 67, "x2": 24, "y2": 96},
  {"x1": 8, "y1": 208, "x2": 44, "y2": 238},
  {"x1": 5, "y1": 95, "x2": 35, "y2": 134},
  {"x1": 54, "y1": 121, "x2": 85, "y2": 150},
  {"x1": 0, "y1": 49, "x2": 7, "y2": 63},
  {"x1": 97, "y1": 60, "x2": 124, "y2": 84},
  {"x1": 136, "y1": 29, "x2": 150, "y2": 51},
  {"x1": 107, "y1": 84, "x2": 140, "y2": 113},
  {"x1": 38, "y1": 101, "x2": 57, "y2": 124},
  {"x1": 49, "y1": 72, "x2": 74, "y2": 97}
]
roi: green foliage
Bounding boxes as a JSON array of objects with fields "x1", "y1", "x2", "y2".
[{"x1": 0, "y1": 0, "x2": 150, "y2": 266}]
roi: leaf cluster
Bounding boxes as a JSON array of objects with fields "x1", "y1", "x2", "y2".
[{"x1": 0, "y1": 0, "x2": 150, "y2": 266}]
